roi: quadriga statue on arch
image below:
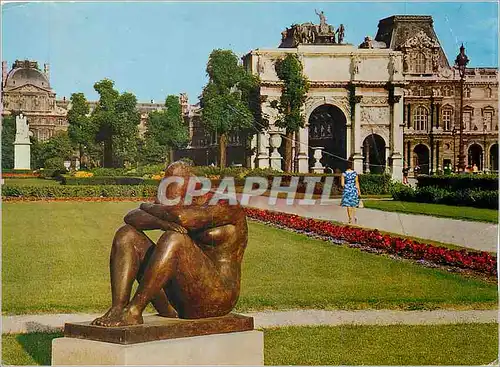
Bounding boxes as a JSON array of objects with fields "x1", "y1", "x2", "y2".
[{"x1": 92, "y1": 161, "x2": 248, "y2": 326}]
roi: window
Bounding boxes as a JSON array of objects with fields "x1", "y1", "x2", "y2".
[
  {"x1": 413, "y1": 106, "x2": 428, "y2": 131},
  {"x1": 464, "y1": 87, "x2": 471, "y2": 98},
  {"x1": 415, "y1": 53, "x2": 426, "y2": 74},
  {"x1": 442, "y1": 108, "x2": 453, "y2": 131},
  {"x1": 484, "y1": 111, "x2": 493, "y2": 130},
  {"x1": 443, "y1": 86, "x2": 454, "y2": 97},
  {"x1": 485, "y1": 87, "x2": 492, "y2": 99},
  {"x1": 463, "y1": 111, "x2": 472, "y2": 131}
]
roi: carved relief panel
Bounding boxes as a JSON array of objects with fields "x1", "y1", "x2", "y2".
[
  {"x1": 360, "y1": 106, "x2": 391, "y2": 125},
  {"x1": 400, "y1": 30, "x2": 441, "y2": 74}
]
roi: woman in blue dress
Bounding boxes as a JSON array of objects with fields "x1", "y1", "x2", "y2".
[{"x1": 340, "y1": 161, "x2": 361, "y2": 224}]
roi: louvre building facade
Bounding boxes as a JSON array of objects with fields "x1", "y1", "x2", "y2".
[{"x1": 2, "y1": 15, "x2": 498, "y2": 177}]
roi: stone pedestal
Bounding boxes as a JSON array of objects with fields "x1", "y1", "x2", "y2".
[
  {"x1": 14, "y1": 142, "x2": 31, "y2": 170},
  {"x1": 52, "y1": 330, "x2": 263, "y2": 366},
  {"x1": 353, "y1": 153, "x2": 364, "y2": 174},
  {"x1": 312, "y1": 147, "x2": 324, "y2": 174},
  {"x1": 257, "y1": 132, "x2": 270, "y2": 168},
  {"x1": 52, "y1": 314, "x2": 263, "y2": 366},
  {"x1": 269, "y1": 133, "x2": 283, "y2": 171}
]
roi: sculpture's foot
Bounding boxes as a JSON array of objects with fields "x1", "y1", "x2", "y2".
[{"x1": 91, "y1": 306, "x2": 143, "y2": 327}]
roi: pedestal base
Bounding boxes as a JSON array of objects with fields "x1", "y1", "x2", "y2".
[
  {"x1": 52, "y1": 313, "x2": 262, "y2": 365},
  {"x1": 52, "y1": 330, "x2": 264, "y2": 365},
  {"x1": 14, "y1": 142, "x2": 31, "y2": 170}
]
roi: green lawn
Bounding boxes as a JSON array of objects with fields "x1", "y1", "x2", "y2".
[
  {"x1": 2, "y1": 202, "x2": 497, "y2": 315},
  {"x1": 3, "y1": 178, "x2": 60, "y2": 186},
  {"x1": 264, "y1": 323, "x2": 498, "y2": 365},
  {"x1": 2, "y1": 324, "x2": 498, "y2": 365},
  {"x1": 363, "y1": 200, "x2": 498, "y2": 223}
]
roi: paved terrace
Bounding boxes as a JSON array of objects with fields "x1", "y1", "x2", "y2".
[{"x1": 241, "y1": 195, "x2": 498, "y2": 253}]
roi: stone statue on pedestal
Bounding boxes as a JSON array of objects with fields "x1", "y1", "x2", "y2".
[
  {"x1": 15, "y1": 113, "x2": 30, "y2": 143},
  {"x1": 14, "y1": 113, "x2": 32, "y2": 170}
]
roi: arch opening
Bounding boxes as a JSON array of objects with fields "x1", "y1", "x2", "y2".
[
  {"x1": 413, "y1": 144, "x2": 430, "y2": 174},
  {"x1": 362, "y1": 134, "x2": 386, "y2": 174},
  {"x1": 308, "y1": 104, "x2": 347, "y2": 172}
]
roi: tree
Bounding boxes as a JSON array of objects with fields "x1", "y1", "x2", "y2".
[
  {"x1": 271, "y1": 54, "x2": 309, "y2": 172},
  {"x1": 144, "y1": 95, "x2": 189, "y2": 164},
  {"x1": 67, "y1": 92, "x2": 100, "y2": 168},
  {"x1": 201, "y1": 49, "x2": 260, "y2": 168},
  {"x1": 92, "y1": 79, "x2": 140, "y2": 167},
  {"x1": 31, "y1": 131, "x2": 75, "y2": 169},
  {"x1": 2, "y1": 115, "x2": 15, "y2": 169}
]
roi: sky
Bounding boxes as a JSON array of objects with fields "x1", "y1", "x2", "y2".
[{"x1": 2, "y1": 1, "x2": 498, "y2": 104}]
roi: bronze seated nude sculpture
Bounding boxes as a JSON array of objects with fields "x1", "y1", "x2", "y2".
[{"x1": 92, "y1": 161, "x2": 248, "y2": 327}]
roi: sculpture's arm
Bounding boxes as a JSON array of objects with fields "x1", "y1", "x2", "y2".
[
  {"x1": 140, "y1": 203, "x2": 242, "y2": 231},
  {"x1": 124, "y1": 208, "x2": 187, "y2": 233}
]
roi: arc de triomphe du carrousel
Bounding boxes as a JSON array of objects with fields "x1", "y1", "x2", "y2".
[{"x1": 243, "y1": 12, "x2": 405, "y2": 180}]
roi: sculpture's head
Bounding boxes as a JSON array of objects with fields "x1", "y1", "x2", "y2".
[{"x1": 162, "y1": 161, "x2": 194, "y2": 202}]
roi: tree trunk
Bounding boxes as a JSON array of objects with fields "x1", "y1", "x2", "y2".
[
  {"x1": 219, "y1": 133, "x2": 227, "y2": 168},
  {"x1": 78, "y1": 144, "x2": 84, "y2": 168},
  {"x1": 103, "y1": 139, "x2": 113, "y2": 168},
  {"x1": 285, "y1": 130, "x2": 294, "y2": 172},
  {"x1": 168, "y1": 147, "x2": 174, "y2": 165}
]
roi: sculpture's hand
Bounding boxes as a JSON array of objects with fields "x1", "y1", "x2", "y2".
[{"x1": 159, "y1": 220, "x2": 188, "y2": 234}]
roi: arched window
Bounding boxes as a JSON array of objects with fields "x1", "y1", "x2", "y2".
[
  {"x1": 415, "y1": 53, "x2": 426, "y2": 74},
  {"x1": 413, "y1": 106, "x2": 428, "y2": 131},
  {"x1": 442, "y1": 108, "x2": 453, "y2": 131}
]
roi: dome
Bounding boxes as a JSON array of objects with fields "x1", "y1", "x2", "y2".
[{"x1": 5, "y1": 67, "x2": 50, "y2": 89}]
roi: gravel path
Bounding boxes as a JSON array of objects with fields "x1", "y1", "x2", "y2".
[{"x1": 3, "y1": 309, "x2": 497, "y2": 334}]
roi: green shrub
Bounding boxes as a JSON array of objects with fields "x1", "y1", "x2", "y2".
[
  {"x1": 2, "y1": 185, "x2": 158, "y2": 198},
  {"x1": 37, "y1": 169, "x2": 66, "y2": 180},
  {"x1": 63, "y1": 176, "x2": 158, "y2": 186},
  {"x1": 390, "y1": 184, "x2": 498, "y2": 209},
  {"x1": 44, "y1": 157, "x2": 66, "y2": 170},
  {"x1": 358, "y1": 174, "x2": 392, "y2": 195},
  {"x1": 89, "y1": 168, "x2": 128, "y2": 177},
  {"x1": 415, "y1": 186, "x2": 448, "y2": 203},
  {"x1": 1, "y1": 169, "x2": 33, "y2": 174},
  {"x1": 133, "y1": 164, "x2": 166, "y2": 177},
  {"x1": 416, "y1": 174, "x2": 498, "y2": 191},
  {"x1": 390, "y1": 182, "x2": 416, "y2": 201}
]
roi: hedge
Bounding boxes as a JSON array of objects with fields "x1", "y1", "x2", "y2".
[
  {"x1": 391, "y1": 183, "x2": 498, "y2": 209},
  {"x1": 2, "y1": 185, "x2": 158, "y2": 198},
  {"x1": 416, "y1": 174, "x2": 498, "y2": 191},
  {"x1": 63, "y1": 176, "x2": 160, "y2": 186},
  {"x1": 52, "y1": 173, "x2": 391, "y2": 196},
  {"x1": 2, "y1": 169, "x2": 34, "y2": 174}
]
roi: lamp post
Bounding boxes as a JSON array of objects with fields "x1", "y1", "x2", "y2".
[
  {"x1": 429, "y1": 93, "x2": 434, "y2": 174},
  {"x1": 483, "y1": 122, "x2": 487, "y2": 172},
  {"x1": 452, "y1": 127, "x2": 457, "y2": 172},
  {"x1": 455, "y1": 44, "x2": 469, "y2": 172}
]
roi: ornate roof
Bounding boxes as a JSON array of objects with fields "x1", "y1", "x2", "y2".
[
  {"x1": 374, "y1": 15, "x2": 450, "y2": 68},
  {"x1": 4, "y1": 60, "x2": 50, "y2": 90}
]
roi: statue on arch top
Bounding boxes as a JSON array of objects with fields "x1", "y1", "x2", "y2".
[{"x1": 315, "y1": 9, "x2": 329, "y2": 34}]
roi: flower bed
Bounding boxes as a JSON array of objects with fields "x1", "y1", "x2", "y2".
[
  {"x1": 2, "y1": 172, "x2": 40, "y2": 178},
  {"x1": 244, "y1": 207, "x2": 497, "y2": 276}
]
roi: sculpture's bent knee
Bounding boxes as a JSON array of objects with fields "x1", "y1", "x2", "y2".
[
  {"x1": 113, "y1": 224, "x2": 141, "y2": 248},
  {"x1": 156, "y1": 231, "x2": 190, "y2": 251}
]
